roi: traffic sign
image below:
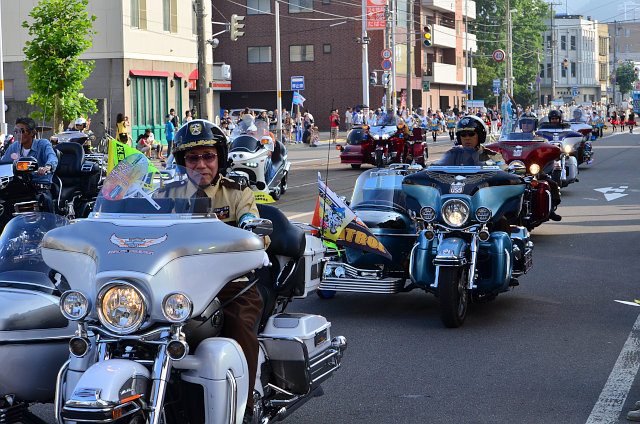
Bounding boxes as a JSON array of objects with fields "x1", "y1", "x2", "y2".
[
  {"x1": 493, "y1": 79, "x2": 501, "y2": 88},
  {"x1": 493, "y1": 87, "x2": 501, "y2": 95},
  {"x1": 572, "y1": 86, "x2": 578, "y2": 97},
  {"x1": 535, "y1": 76, "x2": 541, "y2": 84},
  {"x1": 381, "y1": 49, "x2": 392, "y2": 59},
  {"x1": 493, "y1": 49, "x2": 505, "y2": 62},
  {"x1": 462, "y1": 89, "x2": 471, "y2": 95},
  {"x1": 381, "y1": 59, "x2": 392, "y2": 70},
  {"x1": 422, "y1": 80, "x2": 430, "y2": 92},
  {"x1": 291, "y1": 76, "x2": 305, "y2": 90}
]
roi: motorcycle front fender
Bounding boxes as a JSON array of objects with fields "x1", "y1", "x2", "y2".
[{"x1": 433, "y1": 237, "x2": 468, "y2": 266}]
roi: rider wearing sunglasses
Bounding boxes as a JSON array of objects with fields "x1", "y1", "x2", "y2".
[
  {"x1": 2, "y1": 117, "x2": 58, "y2": 212},
  {"x1": 454, "y1": 115, "x2": 507, "y2": 169},
  {"x1": 160, "y1": 119, "x2": 264, "y2": 419}
]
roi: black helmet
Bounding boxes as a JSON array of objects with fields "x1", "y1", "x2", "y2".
[
  {"x1": 173, "y1": 119, "x2": 229, "y2": 173},
  {"x1": 548, "y1": 109, "x2": 563, "y2": 123},
  {"x1": 519, "y1": 111, "x2": 538, "y2": 131},
  {"x1": 455, "y1": 115, "x2": 488, "y2": 144}
]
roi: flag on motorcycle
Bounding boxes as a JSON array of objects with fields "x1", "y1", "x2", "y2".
[
  {"x1": 107, "y1": 138, "x2": 159, "y2": 174},
  {"x1": 292, "y1": 91, "x2": 306, "y2": 106},
  {"x1": 314, "y1": 173, "x2": 391, "y2": 260}
]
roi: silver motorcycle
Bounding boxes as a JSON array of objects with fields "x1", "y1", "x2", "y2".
[{"x1": 42, "y1": 156, "x2": 346, "y2": 424}]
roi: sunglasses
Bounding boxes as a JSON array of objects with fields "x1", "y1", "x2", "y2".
[
  {"x1": 13, "y1": 128, "x2": 28, "y2": 134},
  {"x1": 458, "y1": 131, "x2": 476, "y2": 138},
  {"x1": 184, "y1": 152, "x2": 217, "y2": 165}
]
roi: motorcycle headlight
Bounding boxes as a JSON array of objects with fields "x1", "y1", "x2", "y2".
[
  {"x1": 372, "y1": 134, "x2": 380, "y2": 140},
  {"x1": 475, "y1": 207, "x2": 492, "y2": 223},
  {"x1": 420, "y1": 206, "x2": 436, "y2": 222},
  {"x1": 442, "y1": 199, "x2": 469, "y2": 227},
  {"x1": 529, "y1": 163, "x2": 540, "y2": 175},
  {"x1": 564, "y1": 144, "x2": 572, "y2": 154},
  {"x1": 60, "y1": 290, "x2": 90, "y2": 320},
  {"x1": 382, "y1": 134, "x2": 390, "y2": 140},
  {"x1": 97, "y1": 282, "x2": 147, "y2": 334},
  {"x1": 162, "y1": 293, "x2": 193, "y2": 322},
  {"x1": 244, "y1": 162, "x2": 259, "y2": 168}
]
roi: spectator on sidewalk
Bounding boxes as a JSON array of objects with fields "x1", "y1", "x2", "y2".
[
  {"x1": 329, "y1": 109, "x2": 340, "y2": 143},
  {"x1": 345, "y1": 107, "x2": 353, "y2": 132},
  {"x1": 116, "y1": 113, "x2": 130, "y2": 146},
  {"x1": 184, "y1": 110, "x2": 193, "y2": 123},
  {"x1": 165, "y1": 114, "x2": 176, "y2": 155}
]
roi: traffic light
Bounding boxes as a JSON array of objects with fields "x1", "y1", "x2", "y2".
[
  {"x1": 635, "y1": 67, "x2": 639, "y2": 78},
  {"x1": 423, "y1": 25, "x2": 433, "y2": 47},
  {"x1": 382, "y1": 72, "x2": 390, "y2": 86},
  {"x1": 370, "y1": 71, "x2": 377, "y2": 85},
  {"x1": 563, "y1": 58, "x2": 568, "y2": 70},
  {"x1": 528, "y1": 82, "x2": 534, "y2": 91},
  {"x1": 230, "y1": 14, "x2": 245, "y2": 41}
]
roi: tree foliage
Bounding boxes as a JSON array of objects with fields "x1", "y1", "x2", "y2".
[
  {"x1": 471, "y1": 0, "x2": 549, "y2": 107},
  {"x1": 613, "y1": 61, "x2": 637, "y2": 98},
  {"x1": 22, "y1": 0, "x2": 97, "y2": 132}
]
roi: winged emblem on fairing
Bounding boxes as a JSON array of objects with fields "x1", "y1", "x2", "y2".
[{"x1": 110, "y1": 233, "x2": 168, "y2": 248}]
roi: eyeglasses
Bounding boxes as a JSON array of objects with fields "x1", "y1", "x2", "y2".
[
  {"x1": 184, "y1": 152, "x2": 217, "y2": 165},
  {"x1": 457, "y1": 131, "x2": 476, "y2": 138},
  {"x1": 13, "y1": 128, "x2": 28, "y2": 134}
]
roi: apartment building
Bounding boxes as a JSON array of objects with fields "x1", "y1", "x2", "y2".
[
  {"x1": 211, "y1": 0, "x2": 476, "y2": 127},
  {"x1": 2, "y1": 0, "x2": 216, "y2": 141},
  {"x1": 540, "y1": 14, "x2": 605, "y2": 104}
]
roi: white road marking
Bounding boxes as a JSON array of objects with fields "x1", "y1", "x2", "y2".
[
  {"x1": 594, "y1": 186, "x2": 630, "y2": 202},
  {"x1": 585, "y1": 312, "x2": 640, "y2": 424},
  {"x1": 615, "y1": 300, "x2": 640, "y2": 307}
]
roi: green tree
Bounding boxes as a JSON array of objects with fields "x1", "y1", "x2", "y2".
[
  {"x1": 22, "y1": 0, "x2": 97, "y2": 132},
  {"x1": 471, "y1": 0, "x2": 549, "y2": 107},
  {"x1": 613, "y1": 61, "x2": 637, "y2": 98}
]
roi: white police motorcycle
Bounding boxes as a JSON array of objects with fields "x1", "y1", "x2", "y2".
[
  {"x1": 227, "y1": 119, "x2": 290, "y2": 200},
  {"x1": 43, "y1": 154, "x2": 345, "y2": 424}
]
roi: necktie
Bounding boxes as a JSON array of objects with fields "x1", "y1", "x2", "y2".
[{"x1": 192, "y1": 187, "x2": 210, "y2": 214}]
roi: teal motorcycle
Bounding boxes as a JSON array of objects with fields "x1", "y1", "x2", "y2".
[{"x1": 319, "y1": 149, "x2": 533, "y2": 327}]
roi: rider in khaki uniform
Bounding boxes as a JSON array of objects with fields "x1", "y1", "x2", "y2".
[{"x1": 165, "y1": 120, "x2": 263, "y2": 421}]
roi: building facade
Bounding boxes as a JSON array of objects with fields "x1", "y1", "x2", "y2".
[
  {"x1": 2, "y1": 0, "x2": 216, "y2": 141},
  {"x1": 540, "y1": 15, "x2": 605, "y2": 105},
  {"x1": 608, "y1": 20, "x2": 640, "y2": 103},
  {"x1": 211, "y1": 0, "x2": 476, "y2": 129}
]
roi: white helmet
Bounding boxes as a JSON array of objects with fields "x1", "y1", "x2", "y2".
[{"x1": 75, "y1": 117, "x2": 87, "y2": 126}]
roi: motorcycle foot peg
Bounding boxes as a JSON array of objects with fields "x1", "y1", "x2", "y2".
[{"x1": 509, "y1": 278, "x2": 519, "y2": 287}]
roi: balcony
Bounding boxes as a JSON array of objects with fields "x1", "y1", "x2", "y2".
[
  {"x1": 422, "y1": 0, "x2": 456, "y2": 14},
  {"x1": 432, "y1": 24, "x2": 456, "y2": 49},
  {"x1": 462, "y1": 0, "x2": 476, "y2": 20},
  {"x1": 463, "y1": 32, "x2": 477, "y2": 53},
  {"x1": 424, "y1": 62, "x2": 476, "y2": 86}
]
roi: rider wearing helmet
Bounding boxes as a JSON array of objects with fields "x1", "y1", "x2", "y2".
[
  {"x1": 455, "y1": 115, "x2": 506, "y2": 169},
  {"x1": 548, "y1": 109, "x2": 563, "y2": 125},
  {"x1": 519, "y1": 111, "x2": 539, "y2": 134},
  {"x1": 161, "y1": 119, "x2": 264, "y2": 417}
]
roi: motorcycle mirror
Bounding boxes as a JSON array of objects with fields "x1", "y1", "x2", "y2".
[
  {"x1": 242, "y1": 217, "x2": 273, "y2": 237},
  {"x1": 507, "y1": 161, "x2": 526, "y2": 175},
  {"x1": 14, "y1": 157, "x2": 38, "y2": 173}
]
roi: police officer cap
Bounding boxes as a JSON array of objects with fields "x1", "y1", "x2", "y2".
[{"x1": 173, "y1": 119, "x2": 229, "y2": 170}]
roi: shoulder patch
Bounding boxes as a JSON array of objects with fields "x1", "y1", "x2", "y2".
[{"x1": 219, "y1": 177, "x2": 242, "y2": 191}]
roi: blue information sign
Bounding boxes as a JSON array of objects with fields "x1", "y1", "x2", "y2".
[
  {"x1": 493, "y1": 87, "x2": 501, "y2": 95},
  {"x1": 493, "y1": 79, "x2": 501, "y2": 88},
  {"x1": 572, "y1": 86, "x2": 578, "y2": 97},
  {"x1": 291, "y1": 76, "x2": 305, "y2": 90}
]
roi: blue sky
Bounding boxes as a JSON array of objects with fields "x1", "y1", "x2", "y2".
[{"x1": 561, "y1": 0, "x2": 640, "y2": 23}]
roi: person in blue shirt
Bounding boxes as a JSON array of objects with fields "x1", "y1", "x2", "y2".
[
  {"x1": 2, "y1": 117, "x2": 58, "y2": 212},
  {"x1": 165, "y1": 114, "x2": 176, "y2": 155}
]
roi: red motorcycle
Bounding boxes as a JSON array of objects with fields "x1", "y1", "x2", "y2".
[
  {"x1": 486, "y1": 133, "x2": 561, "y2": 230},
  {"x1": 338, "y1": 122, "x2": 428, "y2": 169}
]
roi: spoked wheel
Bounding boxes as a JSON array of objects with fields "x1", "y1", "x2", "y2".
[{"x1": 438, "y1": 267, "x2": 469, "y2": 328}]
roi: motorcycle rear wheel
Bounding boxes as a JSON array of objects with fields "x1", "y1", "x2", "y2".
[{"x1": 438, "y1": 267, "x2": 468, "y2": 328}]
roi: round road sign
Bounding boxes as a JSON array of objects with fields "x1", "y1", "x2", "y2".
[
  {"x1": 535, "y1": 76, "x2": 541, "y2": 84},
  {"x1": 382, "y1": 59, "x2": 392, "y2": 70},
  {"x1": 493, "y1": 49, "x2": 505, "y2": 62},
  {"x1": 381, "y1": 49, "x2": 392, "y2": 59}
]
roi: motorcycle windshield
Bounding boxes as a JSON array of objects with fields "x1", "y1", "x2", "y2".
[
  {"x1": 93, "y1": 153, "x2": 216, "y2": 217},
  {"x1": 499, "y1": 132, "x2": 536, "y2": 142},
  {"x1": 229, "y1": 136, "x2": 261, "y2": 153},
  {"x1": 434, "y1": 147, "x2": 481, "y2": 166},
  {"x1": 0, "y1": 213, "x2": 69, "y2": 286},
  {"x1": 350, "y1": 169, "x2": 409, "y2": 212},
  {"x1": 229, "y1": 118, "x2": 269, "y2": 142}
]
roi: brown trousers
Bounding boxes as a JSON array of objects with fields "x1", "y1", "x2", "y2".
[{"x1": 217, "y1": 281, "x2": 263, "y2": 409}]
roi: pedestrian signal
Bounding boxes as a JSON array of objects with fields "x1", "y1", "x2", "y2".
[{"x1": 370, "y1": 71, "x2": 377, "y2": 85}]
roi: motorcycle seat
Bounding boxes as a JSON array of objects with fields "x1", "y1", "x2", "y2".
[
  {"x1": 271, "y1": 140, "x2": 286, "y2": 164},
  {"x1": 257, "y1": 204, "x2": 305, "y2": 259}
]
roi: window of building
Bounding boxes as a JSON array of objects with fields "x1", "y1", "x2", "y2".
[
  {"x1": 616, "y1": 44, "x2": 620, "y2": 53},
  {"x1": 546, "y1": 35, "x2": 551, "y2": 50},
  {"x1": 323, "y1": 44, "x2": 331, "y2": 54},
  {"x1": 561, "y1": 35, "x2": 566, "y2": 50},
  {"x1": 290, "y1": 44, "x2": 314, "y2": 61},
  {"x1": 248, "y1": 0, "x2": 270, "y2": 14},
  {"x1": 547, "y1": 63, "x2": 552, "y2": 79},
  {"x1": 289, "y1": 0, "x2": 313, "y2": 14},
  {"x1": 248, "y1": 46, "x2": 272, "y2": 63},
  {"x1": 4, "y1": 80, "x2": 13, "y2": 99},
  {"x1": 561, "y1": 67, "x2": 566, "y2": 78},
  {"x1": 625, "y1": 28, "x2": 631, "y2": 37},
  {"x1": 322, "y1": 0, "x2": 331, "y2": 4},
  {"x1": 570, "y1": 35, "x2": 576, "y2": 50},
  {"x1": 571, "y1": 62, "x2": 576, "y2": 78},
  {"x1": 599, "y1": 63, "x2": 607, "y2": 81},
  {"x1": 163, "y1": 0, "x2": 177, "y2": 33},
  {"x1": 131, "y1": 0, "x2": 147, "y2": 29},
  {"x1": 625, "y1": 44, "x2": 630, "y2": 52},
  {"x1": 540, "y1": 67, "x2": 545, "y2": 78}
]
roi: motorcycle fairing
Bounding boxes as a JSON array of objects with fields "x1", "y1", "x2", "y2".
[
  {"x1": 41, "y1": 217, "x2": 265, "y2": 319},
  {"x1": 486, "y1": 141, "x2": 561, "y2": 170}
]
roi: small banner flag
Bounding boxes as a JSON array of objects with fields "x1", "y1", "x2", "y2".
[
  {"x1": 107, "y1": 138, "x2": 159, "y2": 174},
  {"x1": 254, "y1": 191, "x2": 275, "y2": 203},
  {"x1": 292, "y1": 91, "x2": 306, "y2": 106},
  {"x1": 315, "y1": 173, "x2": 391, "y2": 260}
]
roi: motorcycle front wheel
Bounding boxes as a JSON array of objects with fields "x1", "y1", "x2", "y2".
[
  {"x1": 375, "y1": 150, "x2": 384, "y2": 168},
  {"x1": 438, "y1": 267, "x2": 469, "y2": 328}
]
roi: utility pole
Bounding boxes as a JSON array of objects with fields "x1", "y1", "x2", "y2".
[
  {"x1": 384, "y1": 4, "x2": 391, "y2": 111},
  {"x1": 550, "y1": 2, "x2": 556, "y2": 102},
  {"x1": 362, "y1": 0, "x2": 370, "y2": 107},
  {"x1": 196, "y1": 0, "x2": 210, "y2": 119},
  {"x1": 464, "y1": 0, "x2": 469, "y2": 105},
  {"x1": 275, "y1": 2, "x2": 283, "y2": 139},
  {"x1": 406, "y1": 0, "x2": 413, "y2": 113},
  {"x1": 612, "y1": 20, "x2": 618, "y2": 105},
  {"x1": 0, "y1": 2, "x2": 6, "y2": 134},
  {"x1": 391, "y1": 0, "x2": 397, "y2": 111}
]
